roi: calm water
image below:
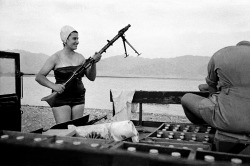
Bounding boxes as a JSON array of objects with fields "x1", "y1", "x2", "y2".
[{"x1": 19, "y1": 76, "x2": 204, "y2": 116}]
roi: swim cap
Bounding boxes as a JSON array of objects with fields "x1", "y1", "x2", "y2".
[{"x1": 60, "y1": 25, "x2": 77, "y2": 44}]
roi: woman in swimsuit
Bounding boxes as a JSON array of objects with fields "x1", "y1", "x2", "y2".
[{"x1": 35, "y1": 25, "x2": 102, "y2": 124}]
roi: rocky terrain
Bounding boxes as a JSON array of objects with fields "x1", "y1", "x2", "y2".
[{"x1": 21, "y1": 105, "x2": 190, "y2": 133}]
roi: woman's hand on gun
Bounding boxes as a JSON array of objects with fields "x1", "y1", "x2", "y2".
[
  {"x1": 53, "y1": 84, "x2": 65, "y2": 94},
  {"x1": 92, "y1": 52, "x2": 102, "y2": 63}
]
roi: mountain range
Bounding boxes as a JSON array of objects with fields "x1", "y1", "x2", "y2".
[{"x1": 6, "y1": 49, "x2": 210, "y2": 79}]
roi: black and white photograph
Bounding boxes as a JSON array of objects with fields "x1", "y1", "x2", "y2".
[{"x1": 1, "y1": 0, "x2": 250, "y2": 165}]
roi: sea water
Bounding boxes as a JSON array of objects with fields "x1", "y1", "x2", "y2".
[{"x1": 10, "y1": 76, "x2": 205, "y2": 116}]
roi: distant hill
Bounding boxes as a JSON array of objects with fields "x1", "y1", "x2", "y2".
[
  {"x1": 7, "y1": 49, "x2": 50, "y2": 74},
  {"x1": 5, "y1": 49, "x2": 210, "y2": 79},
  {"x1": 97, "y1": 55, "x2": 210, "y2": 79}
]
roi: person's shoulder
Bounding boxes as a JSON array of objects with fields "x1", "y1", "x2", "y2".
[
  {"x1": 74, "y1": 52, "x2": 85, "y2": 61},
  {"x1": 218, "y1": 45, "x2": 235, "y2": 51},
  {"x1": 47, "y1": 50, "x2": 62, "y2": 62},
  {"x1": 213, "y1": 46, "x2": 235, "y2": 56},
  {"x1": 53, "y1": 50, "x2": 63, "y2": 56},
  {"x1": 74, "y1": 51, "x2": 84, "y2": 57},
  {"x1": 216, "y1": 44, "x2": 250, "y2": 55}
]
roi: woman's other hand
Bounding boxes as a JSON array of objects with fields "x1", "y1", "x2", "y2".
[
  {"x1": 92, "y1": 52, "x2": 102, "y2": 63},
  {"x1": 53, "y1": 84, "x2": 65, "y2": 94}
]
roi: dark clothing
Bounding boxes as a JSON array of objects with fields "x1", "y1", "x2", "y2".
[
  {"x1": 52, "y1": 65, "x2": 86, "y2": 107},
  {"x1": 201, "y1": 45, "x2": 250, "y2": 133}
]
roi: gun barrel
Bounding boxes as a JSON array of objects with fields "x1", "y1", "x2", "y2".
[{"x1": 99, "y1": 24, "x2": 131, "y2": 54}]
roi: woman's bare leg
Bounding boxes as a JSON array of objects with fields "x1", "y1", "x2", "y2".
[
  {"x1": 52, "y1": 105, "x2": 71, "y2": 124},
  {"x1": 72, "y1": 104, "x2": 85, "y2": 120}
]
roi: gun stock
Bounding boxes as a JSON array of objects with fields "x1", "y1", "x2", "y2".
[{"x1": 41, "y1": 91, "x2": 58, "y2": 107}]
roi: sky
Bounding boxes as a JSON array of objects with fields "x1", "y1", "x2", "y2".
[{"x1": 1, "y1": 0, "x2": 250, "y2": 59}]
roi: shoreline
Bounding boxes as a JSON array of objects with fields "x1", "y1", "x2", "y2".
[
  {"x1": 21, "y1": 74, "x2": 204, "y2": 81},
  {"x1": 21, "y1": 105, "x2": 190, "y2": 133}
]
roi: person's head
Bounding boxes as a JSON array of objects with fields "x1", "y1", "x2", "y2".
[
  {"x1": 60, "y1": 25, "x2": 79, "y2": 49},
  {"x1": 236, "y1": 40, "x2": 250, "y2": 46}
]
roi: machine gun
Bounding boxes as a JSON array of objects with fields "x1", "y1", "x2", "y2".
[
  {"x1": 49, "y1": 114, "x2": 108, "y2": 130},
  {"x1": 41, "y1": 24, "x2": 140, "y2": 107}
]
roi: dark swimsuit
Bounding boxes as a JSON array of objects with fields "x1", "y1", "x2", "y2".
[{"x1": 52, "y1": 65, "x2": 86, "y2": 107}]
